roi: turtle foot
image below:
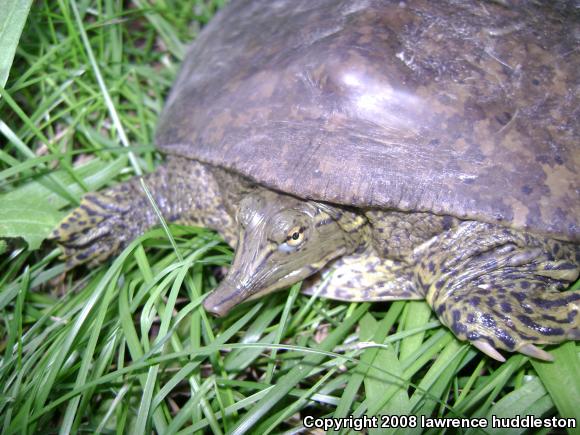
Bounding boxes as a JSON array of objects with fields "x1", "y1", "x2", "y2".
[
  {"x1": 432, "y1": 273, "x2": 580, "y2": 361},
  {"x1": 51, "y1": 191, "x2": 135, "y2": 269},
  {"x1": 419, "y1": 222, "x2": 580, "y2": 361}
]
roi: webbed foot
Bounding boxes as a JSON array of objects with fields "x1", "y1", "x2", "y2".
[
  {"x1": 435, "y1": 278, "x2": 579, "y2": 361},
  {"x1": 51, "y1": 190, "x2": 140, "y2": 269},
  {"x1": 420, "y1": 222, "x2": 580, "y2": 362},
  {"x1": 50, "y1": 159, "x2": 241, "y2": 270}
]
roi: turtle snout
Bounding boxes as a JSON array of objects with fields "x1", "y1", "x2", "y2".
[
  {"x1": 202, "y1": 281, "x2": 247, "y2": 317},
  {"x1": 202, "y1": 298, "x2": 228, "y2": 317}
]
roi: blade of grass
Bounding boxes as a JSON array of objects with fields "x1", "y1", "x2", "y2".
[
  {"x1": 69, "y1": 0, "x2": 142, "y2": 176},
  {"x1": 531, "y1": 343, "x2": 580, "y2": 425},
  {"x1": 264, "y1": 281, "x2": 301, "y2": 384},
  {"x1": 0, "y1": 0, "x2": 33, "y2": 88},
  {"x1": 229, "y1": 303, "x2": 370, "y2": 435}
]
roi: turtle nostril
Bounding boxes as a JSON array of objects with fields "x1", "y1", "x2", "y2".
[{"x1": 202, "y1": 299, "x2": 228, "y2": 317}]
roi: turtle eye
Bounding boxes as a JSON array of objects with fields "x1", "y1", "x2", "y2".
[{"x1": 286, "y1": 226, "x2": 304, "y2": 247}]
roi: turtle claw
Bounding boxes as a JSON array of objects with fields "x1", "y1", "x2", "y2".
[
  {"x1": 472, "y1": 340, "x2": 506, "y2": 362},
  {"x1": 424, "y1": 228, "x2": 580, "y2": 362},
  {"x1": 472, "y1": 341, "x2": 554, "y2": 362},
  {"x1": 517, "y1": 344, "x2": 554, "y2": 362}
]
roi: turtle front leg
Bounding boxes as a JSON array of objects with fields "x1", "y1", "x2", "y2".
[
  {"x1": 301, "y1": 246, "x2": 422, "y2": 302},
  {"x1": 417, "y1": 222, "x2": 580, "y2": 362},
  {"x1": 51, "y1": 158, "x2": 239, "y2": 268}
]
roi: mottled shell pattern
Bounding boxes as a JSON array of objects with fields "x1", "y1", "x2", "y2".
[{"x1": 156, "y1": 0, "x2": 579, "y2": 242}]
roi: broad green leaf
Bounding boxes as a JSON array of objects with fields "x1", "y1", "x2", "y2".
[
  {"x1": 1, "y1": 156, "x2": 127, "y2": 209},
  {"x1": 0, "y1": 0, "x2": 33, "y2": 88},
  {"x1": 0, "y1": 199, "x2": 64, "y2": 249},
  {"x1": 0, "y1": 156, "x2": 126, "y2": 249}
]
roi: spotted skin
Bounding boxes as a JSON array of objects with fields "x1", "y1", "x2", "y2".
[
  {"x1": 52, "y1": 0, "x2": 580, "y2": 362},
  {"x1": 301, "y1": 248, "x2": 421, "y2": 302},
  {"x1": 53, "y1": 161, "x2": 579, "y2": 360},
  {"x1": 51, "y1": 158, "x2": 245, "y2": 268},
  {"x1": 301, "y1": 211, "x2": 458, "y2": 302},
  {"x1": 203, "y1": 190, "x2": 367, "y2": 315},
  {"x1": 418, "y1": 222, "x2": 579, "y2": 359},
  {"x1": 300, "y1": 216, "x2": 579, "y2": 361},
  {"x1": 365, "y1": 210, "x2": 460, "y2": 261}
]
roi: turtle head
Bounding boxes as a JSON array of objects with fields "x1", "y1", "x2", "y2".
[{"x1": 203, "y1": 190, "x2": 366, "y2": 317}]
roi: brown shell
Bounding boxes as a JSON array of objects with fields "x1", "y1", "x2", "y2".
[{"x1": 156, "y1": 0, "x2": 580, "y2": 242}]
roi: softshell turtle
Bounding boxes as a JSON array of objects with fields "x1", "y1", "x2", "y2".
[{"x1": 52, "y1": 0, "x2": 580, "y2": 362}]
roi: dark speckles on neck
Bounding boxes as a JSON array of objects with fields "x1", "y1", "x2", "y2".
[
  {"x1": 452, "y1": 321, "x2": 467, "y2": 334},
  {"x1": 80, "y1": 204, "x2": 98, "y2": 216},
  {"x1": 450, "y1": 309, "x2": 467, "y2": 333}
]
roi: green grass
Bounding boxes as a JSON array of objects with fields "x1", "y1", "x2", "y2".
[{"x1": 1, "y1": 1, "x2": 579, "y2": 434}]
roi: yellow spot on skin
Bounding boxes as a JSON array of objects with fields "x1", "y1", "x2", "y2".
[
  {"x1": 511, "y1": 198, "x2": 530, "y2": 230},
  {"x1": 338, "y1": 215, "x2": 367, "y2": 232},
  {"x1": 543, "y1": 164, "x2": 575, "y2": 197},
  {"x1": 475, "y1": 120, "x2": 496, "y2": 157}
]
